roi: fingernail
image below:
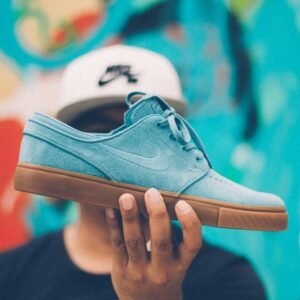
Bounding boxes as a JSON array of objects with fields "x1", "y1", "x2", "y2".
[
  {"x1": 177, "y1": 201, "x2": 191, "y2": 214},
  {"x1": 120, "y1": 194, "x2": 134, "y2": 211},
  {"x1": 147, "y1": 188, "x2": 161, "y2": 203},
  {"x1": 106, "y1": 208, "x2": 115, "y2": 219}
]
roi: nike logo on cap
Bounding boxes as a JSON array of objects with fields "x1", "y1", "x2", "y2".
[{"x1": 98, "y1": 65, "x2": 138, "y2": 86}]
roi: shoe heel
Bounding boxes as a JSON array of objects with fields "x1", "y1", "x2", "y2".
[
  {"x1": 14, "y1": 164, "x2": 74, "y2": 201},
  {"x1": 13, "y1": 163, "x2": 141, "y2": 211}
]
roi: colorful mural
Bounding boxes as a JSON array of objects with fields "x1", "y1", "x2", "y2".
[
  {"x1": 14, "y1": 0, "x2": 105, "y2": 55},
  {"x1": 0, "y1": 1, "x2": 299, "y2": 299}
]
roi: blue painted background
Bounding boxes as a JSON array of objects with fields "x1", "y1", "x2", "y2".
[{"x1": 0, "y1": 0, "x2": 299, "y2": 299}]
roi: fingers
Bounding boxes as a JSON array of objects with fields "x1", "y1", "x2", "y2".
[
  {"x1": 119, "y1": 194, "x2": 148, "y2": 265},
  {"x1": 106, "y1": 208, "x2": 127, "y2": 266},
  {"x1": 175, "y1": 200, "x2": 202, "y2": 267},
  {"x1": 107, "y1": 190, "x2": 201, "y2": 275},
  {"x1": 145, "y1": 188, "x2": 173, "y2": 267}
]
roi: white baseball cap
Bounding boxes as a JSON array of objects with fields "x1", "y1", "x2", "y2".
[{"x1": 57, "y1": 45, "x2": 186, "y2": 123}]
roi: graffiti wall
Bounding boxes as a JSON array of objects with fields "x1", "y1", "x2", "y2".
[{"x1": 0, "y1": 1, "x2": 299, "y2": 299}]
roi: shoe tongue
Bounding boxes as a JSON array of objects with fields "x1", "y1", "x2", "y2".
[{"x1": 124, "y1": 95, "x2": 165, "y2": 126}]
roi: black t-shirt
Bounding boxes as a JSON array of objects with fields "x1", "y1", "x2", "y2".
[{"x1": 0, "y1": 228, "x2": 266, "y2": 300}]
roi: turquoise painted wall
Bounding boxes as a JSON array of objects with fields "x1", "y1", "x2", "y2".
[{"x1": 0, "y1": 0, "x2": 299, "y2": 299}]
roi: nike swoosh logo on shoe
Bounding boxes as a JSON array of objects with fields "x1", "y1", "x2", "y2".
[{"x1": 100, "y1": 143, "x2": 168, "y2": 171}]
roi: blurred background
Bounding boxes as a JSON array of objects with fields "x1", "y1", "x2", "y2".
[{"x1": 0, "y1": 0, "x2": 299, "y2": 299}]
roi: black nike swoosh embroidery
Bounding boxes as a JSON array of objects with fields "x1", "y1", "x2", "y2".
[{"x1": 98, "y1": 76, "x2": 118, "y2": 86}]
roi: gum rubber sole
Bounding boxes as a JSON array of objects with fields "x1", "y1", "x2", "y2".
[{"x1": 14, "y1": 163, "x2": 288, "y2": 231}]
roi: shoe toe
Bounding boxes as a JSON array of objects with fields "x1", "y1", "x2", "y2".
[
  {"x1": 183, "y1": 169, "x2": 285, "y2": 208},
  {"x1": 251, "y1": 191, "x2": 285, "y2": 208}
]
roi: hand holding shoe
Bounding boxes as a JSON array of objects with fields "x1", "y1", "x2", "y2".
[{"x1": 106, "y1": 188, "x2": 202, "y2": 300}]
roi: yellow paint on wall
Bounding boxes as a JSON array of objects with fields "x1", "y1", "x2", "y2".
[
  {"x1": 0, "y1": 55, "x2": 21, "y2": 102},
  {"x1": 16, "y1": 0, "x2": 105, "y2": 55}
]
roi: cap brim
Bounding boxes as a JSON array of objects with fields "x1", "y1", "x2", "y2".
[{"x1": 57, "y1": 96, "x2": 186, "y2": 124}]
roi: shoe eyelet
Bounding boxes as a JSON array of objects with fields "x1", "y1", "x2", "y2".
[
  {"x1": 169, "y1": 134, "x2": 175, "y2": 140},
  {"x1": 182, "y1": 146, "x2": 186, "y2": 151},
  {"x1": 196, "y1": 156, "x2": 201, "y2": 161},
  {"x1": 157, "y1": 123, "x2": 161, "y2": 128}
]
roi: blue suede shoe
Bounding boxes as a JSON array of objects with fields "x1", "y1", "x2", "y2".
[{"x1": 14, "y1": 92, "x2": 288, "y2": 231}]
